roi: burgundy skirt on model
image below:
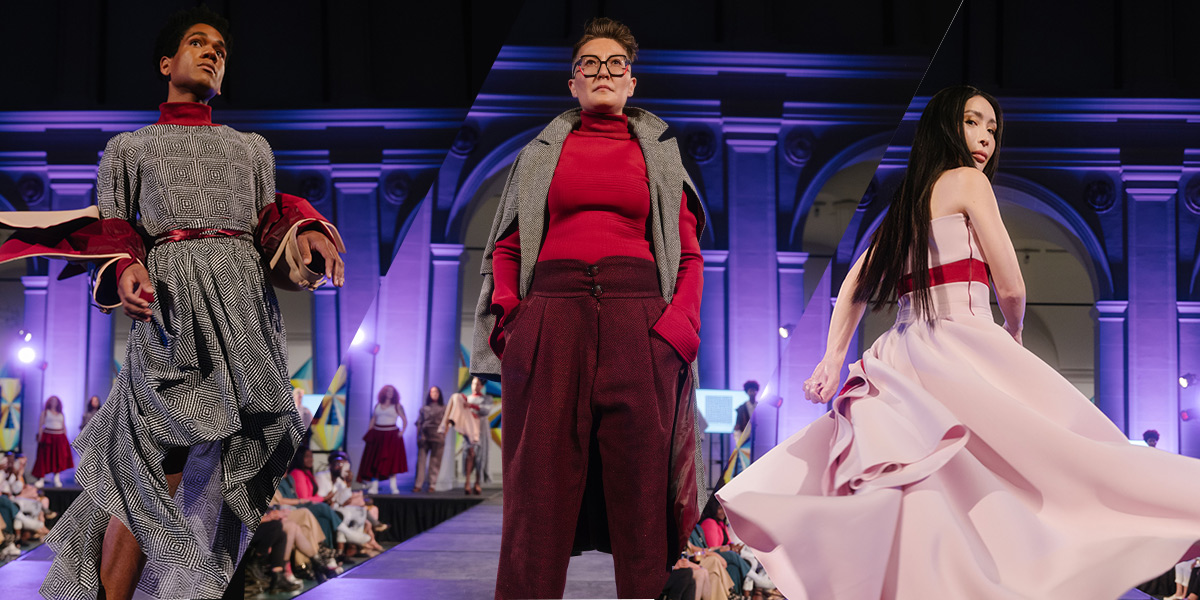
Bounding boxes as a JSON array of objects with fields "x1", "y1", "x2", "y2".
[
  {"x1": 358, "y1": 426, "x2": 408, "y2": 481},
  {"x1": 33, "y1": 430, "x2": 74, "y2": 478}
]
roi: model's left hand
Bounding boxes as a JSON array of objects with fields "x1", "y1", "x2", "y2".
[{"x1": 297, "y1": 230, "x2": 345, "y2": 287}]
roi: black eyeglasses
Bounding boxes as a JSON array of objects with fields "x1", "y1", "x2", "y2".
[{"x1": 572, "y1": 55, "x2": 630, "y2": 78}]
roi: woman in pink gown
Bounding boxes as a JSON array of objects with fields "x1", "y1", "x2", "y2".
[{"x1": 717, "y1": 85, "x2": 1200, "y2": 600}]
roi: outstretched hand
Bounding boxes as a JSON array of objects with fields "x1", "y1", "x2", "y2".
[
  {"x1": 117, "y1": 263, "x2": 154, "y2": 322},
  {"x1": 297, "y1": 230, "x2": 345, "y2": 288},
  {"x1": 803, "y1": 359, "x2": 843, "y2": 404}
]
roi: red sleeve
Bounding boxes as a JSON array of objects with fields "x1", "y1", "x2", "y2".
[
  {"x1": 488, "y1": 228, "x2": 522, "y2": 359},
  {"x1": 651, "y1": 191, "x2": 703, "y2": 363},
  {"x1": 700, "y1": 518, "x2": 723, "y2": 548}
]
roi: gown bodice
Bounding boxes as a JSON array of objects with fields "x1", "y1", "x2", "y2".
[{"x1": 896, "y1": 213, "x2": 991, "y2": 323}]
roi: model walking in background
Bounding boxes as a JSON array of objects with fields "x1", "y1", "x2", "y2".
[{"x1": 358, "y1": 385, "x2": 408, "y2": 494}]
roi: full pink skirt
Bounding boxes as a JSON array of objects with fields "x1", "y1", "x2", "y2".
[
  {"x1": 719, "y1": 303, "x2": 1200, "y2": 600},
  {"x1": 358, "y1": 428, "x2": 408, "y2": 481}
]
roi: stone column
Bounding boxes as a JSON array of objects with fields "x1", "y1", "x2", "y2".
[
  {"x1": 775, "y1": 251, "x2": 809, "y2": 449},
  {"x1": 1122, "y1": 166, "x2": 1180, "y2": 450},
  {"x1": 1094, "y1": 300, "x2": 1129, "y2": 434},
  {"x1": 725, "y1": 124, "x2": 780, "y2": 392},
  {"x1": 1178, "y1": 302, "x2": 1200, "y2": 457},
  {"x1": 19, "y1": 276, "x2": 48, "y2": 460},
  {"x1": 699, "y1": 250, "x2": 729, "y2": 391}
]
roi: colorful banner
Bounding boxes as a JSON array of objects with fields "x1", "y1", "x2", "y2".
[
  {"x1": 0, "y1": 377, "x2": 20, "y2": 452},
  {"x1": 309, "y1": 364, "x2": 347, "y2": 451},
  {"x1": 290, "y1": 357, "x2": 314, "y2": 397}
]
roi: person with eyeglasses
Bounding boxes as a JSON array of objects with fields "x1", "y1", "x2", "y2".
[{"x1": 470, "y1": 16, "x2": 707, "y2": 600}]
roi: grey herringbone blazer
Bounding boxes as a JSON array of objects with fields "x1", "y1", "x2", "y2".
[{"x1": 469, "y1": 105, "x2": 709, "y2": 514}]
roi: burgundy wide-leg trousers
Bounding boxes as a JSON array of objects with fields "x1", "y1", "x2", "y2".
[{"x1": 496, "y1": 257, "x2": 693, "y2": 600}]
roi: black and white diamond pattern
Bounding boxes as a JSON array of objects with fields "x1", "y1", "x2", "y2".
[{"x1": 40, "y1": 123, "x2": 303, "y2": 600}]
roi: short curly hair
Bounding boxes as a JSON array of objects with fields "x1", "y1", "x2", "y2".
[
  {"x1": 154, "y1": 5, "x2": 230, "y2": 78},
  {"x1": 571, "y1": 17, "x2": 638, "y2": 64}
]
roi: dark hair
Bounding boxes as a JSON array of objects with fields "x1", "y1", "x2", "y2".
[
  {"x1": 377, "y1": 385, "x2": 399, "y2": 407},
  {"x1": 743, "y1": 380, "x2": 760, "y2": 393},
  {"x1": 426, "y1": 386, "x2": 444, "y2": 406},
  {"x1": 572, "y1": 17, "x2": 639, "y2": 64},
  {"x1": 154, "y1": 5, "x2": 230, "y2": 78},
  {"x1": 1143, "y1": 429, "x2": 1160, "y2": 442},
  {"x1": 288, "y1": 445, "x2": 312, "y2": 473},
  {"x1": 45, "y1": 395, "x2": 63, "y2": 413},
  {"x1": 852, "y1": 85, "x2": 1003, "y2": 321},
  {"x1": 87, "y1": 395, "x2": 102, "y2": 411}
]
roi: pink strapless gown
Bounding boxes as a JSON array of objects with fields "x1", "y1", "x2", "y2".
[{"x1": 718, "y1": 213, "x2": 1200, "y2": 600}]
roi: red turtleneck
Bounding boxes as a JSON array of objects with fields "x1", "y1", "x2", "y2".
[
  {"x1": 156, "y1": 102, "x2": 216, "y2": 126},
  {"x1": 491, "y1": 110, "x2": 703, "y2": 363}
]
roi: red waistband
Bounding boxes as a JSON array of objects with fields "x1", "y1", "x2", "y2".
[
  {"x1": 154, "y1": 228, "x2": 251, "y2": 246},
  {"x1": 898, "y1": 258, "x2": 990, "y2": 295}
]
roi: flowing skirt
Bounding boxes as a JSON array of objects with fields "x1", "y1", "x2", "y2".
[
  {"x1": 719, "y1": 286, "x2": 1200, "y2": 600},
  {"x1": 358, "y1": 428, "x2": 408, "y2": 480},
  {"x1": 40, "y1": 238, "x2": 304, "y2": 600}
]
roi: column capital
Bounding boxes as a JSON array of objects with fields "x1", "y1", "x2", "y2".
[
  {"x1": 1095, "y1": 300, "x2": 1129, "y2": 319},
  {"x1": 331, "y1": 164, "x2": 383, "y2": 189},
  {"x1": 21, "y1": 275, "x2": 49, "y2": 290},
  {"x1": 702, "y1": 249, "x2": 729, "y2": 267},
  {"x1": 430, "y1": 243, "x2": 465, "y2": 262},
  {"x1": 1178, "y1": 301, "x2": 1200, "y2": 322},
  {"x1": 1121, "y1": 165, "x2": 1182, "y2": 198},
  {"x1": 777, "y1": 251, "x2": 809, "y2": 268}
]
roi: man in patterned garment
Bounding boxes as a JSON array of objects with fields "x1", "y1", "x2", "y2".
[{"x1": 0, "y1": 8, "x2": 345, "y2": 600}]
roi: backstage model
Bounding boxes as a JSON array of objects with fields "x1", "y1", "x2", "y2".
[
  {"x1": 717, "y1": 85, "x2": 1200, "y2": 600},
  {"x1": 0, "y1": 7, "x2": 345, "y2": 599},
  {"x1": 470, "y1": 17, "x2": 707, "y2": 600}
]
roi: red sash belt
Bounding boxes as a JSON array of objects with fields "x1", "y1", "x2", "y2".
[
  {"x1": 154, "y1": 228, "x2": 251, "y2": 246},
  {"x1": 898, "y1": 258, "x2": 990, "y2": 295}
]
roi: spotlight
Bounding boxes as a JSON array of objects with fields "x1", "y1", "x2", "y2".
[
  {"x1": 779, "y1": 323, "x2": 797, "y2": 339},
  {"x1": 17, "y1": 347, "x2": 35, "y2": 364},
  {"x1": 1181, "y1": 373, "x2": 1197, "y2": 389},
  {"x1": 23, "y1": 332, "x2": 31, "y2": 342}
]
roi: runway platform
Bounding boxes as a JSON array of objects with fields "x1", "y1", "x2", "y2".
[
  {"x1": 0, "y1": 485, "x2": 1165, "y2": 598},
  {"x1": 295, "y1": 488, "x2": 623, "y2": 600}
]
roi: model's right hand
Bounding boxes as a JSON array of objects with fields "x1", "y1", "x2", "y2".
[
  {"x1": 118, "y1": 263, "x2": 154, "y2": 322},
  {"x1": 1003, "y1": 321, "x2": 1023, "y2": 346},
  {"x1": 803, "y1": 358, "x2": 842, "y2": 404}
]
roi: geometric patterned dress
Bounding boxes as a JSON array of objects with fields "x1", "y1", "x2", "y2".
[{"x1": 40, "y1": 103, "x2": 305, "y2": 600}]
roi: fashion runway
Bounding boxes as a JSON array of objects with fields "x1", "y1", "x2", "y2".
[
  {"x1": 296, "y1": 489, "x2": 621, "y2": 600},
  {"x1": 0, "y1": 491, "x2": 1164, "y2": 599}
]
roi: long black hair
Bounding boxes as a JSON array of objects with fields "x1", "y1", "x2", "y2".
[
  {"x1": 852, "y1": 85, "x2": 1003, "y2": 321},
  {"x1": 425, "y1": 386, "x2": 444, "y2": 406}
]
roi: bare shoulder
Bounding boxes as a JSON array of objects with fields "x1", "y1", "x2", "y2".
[{"x1": 931, "y1": 167, "x2": 996, "y2": 215}]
